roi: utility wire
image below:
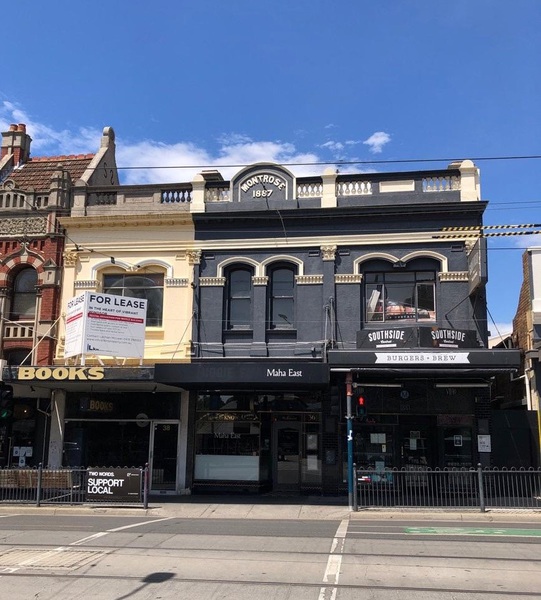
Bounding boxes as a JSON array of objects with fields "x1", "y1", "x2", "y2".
[{"x1": 6, "y1": 153, "x2": 541, "y2": 172}]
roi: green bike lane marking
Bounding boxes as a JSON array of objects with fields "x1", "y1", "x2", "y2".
[{"x1": 405, "y1": 527, "x2": 541, "y2": 537}]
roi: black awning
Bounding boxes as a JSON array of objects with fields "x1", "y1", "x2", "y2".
[
  {"x1": 155, "y1": 361, "x2": 330, "y2": 389},
  {"x1": 327, "y1": 348, "x2": 520, "y2": 375}
]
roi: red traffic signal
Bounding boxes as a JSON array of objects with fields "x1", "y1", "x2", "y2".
[{"x1": 356, "y1": 394, "x2": 366, "y2": 417}]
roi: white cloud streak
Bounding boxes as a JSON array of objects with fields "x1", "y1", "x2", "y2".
[
  {"x1": 1, "y1": 101, "x2": 391, "y2": 184},
  {"x1": 363, "y1": 131, "x2": 391, "y2": 154}
]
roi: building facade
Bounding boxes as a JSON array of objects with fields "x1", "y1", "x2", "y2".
[
  {"x1": 2, "y1": 142, "x2": 523, "y2": 495},
  {"x1": 0, "y1": 123, "x2": 117, "y2": 467},
  {"x1": 490, "y1": 247, "x2": 541, "y2": 467},
  {"x1": 155, "y1": 161, "x2": 520, "y2": 494}
]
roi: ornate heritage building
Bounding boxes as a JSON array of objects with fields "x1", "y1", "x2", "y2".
[{"x1": 0, "y1": 123, "x2": 117, "y2": 466}]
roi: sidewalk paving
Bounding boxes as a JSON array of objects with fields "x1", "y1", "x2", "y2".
[{"x1": 1, "y1": 494, "x2": 541, "y2": 521}]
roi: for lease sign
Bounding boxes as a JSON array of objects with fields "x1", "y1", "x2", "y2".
[{"x1": 64, "y1": 292, "x2": 147, "y2": 359}]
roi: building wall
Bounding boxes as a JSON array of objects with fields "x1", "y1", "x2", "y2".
[{"x1": 56, "y1": 214, "x2": 196, "y2": 365}]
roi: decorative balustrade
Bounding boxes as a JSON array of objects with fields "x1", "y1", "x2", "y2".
[
  {"x1": 205, "y1": 186, "x2": 230, "y2": 202},
  {"x1": 161, "y1": 188, "x2": 192, "y2": 204},
  {"x1": 3, "y1": 322, "x2": 34, "y2": 339},
  {"x1": 423, "y1": 175, "x2": 460, "y2": 192},
  {"x1": 87, "y1": 191, "x2": 117, "y2": 206},
  {"x1": 336, "y1": 180, "x2": 372, "y2": 196},
  {"x1": 297, "y1": 180, "x2": 323, "y2": 198}
]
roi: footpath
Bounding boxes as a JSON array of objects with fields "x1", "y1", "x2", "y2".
[{"x1": 1, "y1": 494, "x2": 540, "y2": 522}]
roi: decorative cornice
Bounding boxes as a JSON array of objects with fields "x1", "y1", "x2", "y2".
[
  {"x1": 58, "y1": 213, "x2": 193, "y2": 229},
  {"x1": 200, "y1": 277, "x2": 226, "y2": 287},
  {"x1": 252, "y1": 276, "x2": 269, "y2": 286},
  {"x1": 335, "y1": 274, "x2": 363, "y2": 284},
  {"x1": 165, "y1": 278, "x2": 189, "y2": 287},
  {"x1": 439, "y1": 271, "x2": 469, "y2": 282},
  {"x1": 296, "y1": 275, "x2": 323, "y2": 285},
  {"x1": 321, "y1": 245, "x2": 337, "y2": 261}
]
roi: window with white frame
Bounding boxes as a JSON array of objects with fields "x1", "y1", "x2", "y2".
[
  {"x1": 102, "y1": 272, "x2": 164, "y2": 327},
  {"x1": 225, "y1": 266, "x2": 253, "y2": 329},
  {"x1": 364, "y1": 270, "x2": 436, "y2": 323},
  {"x1": 268, "y1": 263, "x2": 296, "y2": 329}
]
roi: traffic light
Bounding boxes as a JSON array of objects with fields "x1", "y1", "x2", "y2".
[
  {"x1": 356, "y1": 394, "x2": 366, "y2": 418},
  {"x1": 0, "y1": 384, "x2": 14, "y2": 419}
]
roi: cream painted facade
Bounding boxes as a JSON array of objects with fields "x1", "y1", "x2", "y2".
[{"x1": 56, "y1": 212, "x2": 196, "y2": 365}]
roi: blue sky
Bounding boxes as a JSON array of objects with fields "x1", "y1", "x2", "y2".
[{"x1": 2, "y1": 0, "x2": 540, "y2": 338}]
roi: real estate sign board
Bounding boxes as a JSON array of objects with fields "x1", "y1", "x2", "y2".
[{"x1": 64, "y1": 292, "x2": 147, "y2": 359}]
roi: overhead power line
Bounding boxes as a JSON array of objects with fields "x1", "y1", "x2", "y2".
[
  {"x1": 6, "y1": 153, "x2": 541, "y2": 173},
  {"x1": 435, "y1": 224, "x2": 541, "y2": 239}
]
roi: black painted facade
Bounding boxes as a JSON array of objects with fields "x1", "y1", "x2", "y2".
[{"x1": 155, "y1": 162, "x2": 522, "y2": 494}]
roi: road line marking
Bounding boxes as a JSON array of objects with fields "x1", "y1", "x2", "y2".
[
  {"x1": 319, "y1": 518, "x2": 347, "y2": 599},
  {"x1": 70, "y1": 516, "x2": 173, "y2": 546}
]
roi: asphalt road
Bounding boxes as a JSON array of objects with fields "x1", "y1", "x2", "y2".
[{"x1": 1, "y1": 512, "x2": 541, "y2": 599}]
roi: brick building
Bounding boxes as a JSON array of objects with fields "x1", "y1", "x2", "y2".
[{"x1": 0, "y1": 123, "x2": 117, "y2": 466}]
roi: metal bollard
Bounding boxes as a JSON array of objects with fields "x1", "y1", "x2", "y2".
[
  {"x1": 36, "y1": 463, "x2": 43, "y2": 507},
  {"x1": 477, "y1": 463, "x2": 486, "y2": 513},
  {"x1": 353, "y1": 463, "x2": 358, "y2": 511}
]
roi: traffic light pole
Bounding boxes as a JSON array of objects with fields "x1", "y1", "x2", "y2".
[{"x1": 346, "y1": 371, "x2": 354, "y2": 510}]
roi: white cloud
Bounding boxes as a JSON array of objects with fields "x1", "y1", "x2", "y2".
[
  {"x1": 320, "y1": 141, "x2": 344, "y2": 152},
  {"x1": 1, "y1": 100, "x2": 101, "y2": 155},
  {"x1": 363, "y1": 131, "x2": 391, "y2": 154},
  {"x1": 0, "y1": 100, "x2": 348, "y2": 183}
]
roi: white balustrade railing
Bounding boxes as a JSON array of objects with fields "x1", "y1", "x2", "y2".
[
  {"x1": 337, "y1": 180, "x2": 372, "y2": 196},
  {"x1": 423, "y1": 175, "x2": 460, "y2": 192},
  {"x1": 297, "y1": 181, "x2": 323, "y2": 198}
]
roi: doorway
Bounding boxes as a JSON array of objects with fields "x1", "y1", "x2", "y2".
[
  {"x1": 149, "y1": 421, "x2": 179, "y2": 494},
  {"x1": 272, "y1": 421, "x2": 301, "y2": 492}
]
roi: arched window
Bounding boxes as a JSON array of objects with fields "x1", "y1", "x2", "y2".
[
  {"x1": 225, "y1": 266, "x2": 253, "y2": 329},
  {"x1": 10, "y1": 268, "x2": 38, "y2": 320},
  {"x1": 103, "y1": 272, "x2": 164, "y2": 327},
  {"x1": 363, "y1": 259, "x2": 437, "y2": 323},
  {"x1": 268, "y1": 263, "x2": 296, "y2": 329}
]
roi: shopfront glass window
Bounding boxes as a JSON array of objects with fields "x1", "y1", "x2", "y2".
[
  {"x1": 194, "y1": 415, "x2": 260, "y2": 481},
  {"x1": 443, "y1": 427, "x2": 472, "y2": 468},
  {"x1": 364, "y1": 271, "x2": 435, "y2": 323},
  {"x1": 103, "y1": 273, "x2": 164, "y2": 327}
]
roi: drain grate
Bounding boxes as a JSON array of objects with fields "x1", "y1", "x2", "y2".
[{"x1": 0, "y1": 548, "x2": 102, "y2": 569}]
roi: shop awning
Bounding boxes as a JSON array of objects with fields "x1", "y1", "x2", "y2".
[
  {"x1": 155, "y1": 361, "x2": 330, "y2": 389},
  {"x1": 327, "y1": 348, "x2": 520, "y2": 378}
]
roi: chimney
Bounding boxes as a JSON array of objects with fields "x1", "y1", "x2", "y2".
[{"x1": 1, "y1": 123, "x2": 32, "y2": 165}]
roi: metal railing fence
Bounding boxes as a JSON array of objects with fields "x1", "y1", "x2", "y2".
[
  {"x1": 0, "y1": 464, "x2": 149, "y2": 508},
  {"x1": 353, "y1": 464, "x2": 541, "y2": 511}
]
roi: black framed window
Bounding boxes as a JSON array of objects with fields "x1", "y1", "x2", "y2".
[
  {"x1": 10, "y1": 268, "x2": 37, "y2": 320},
  {"x1": 225, "y1": 266, "x2": 253, "y2": 329},
  {"x1": 268, "y1": 264, "x2": 296, "y2": 329},
  {"x1": 364, "y1": 271, "x2": 436, "y2": 323},
  {"x1": 103, "y1": 273, "x2": 164, "y2": 327}
]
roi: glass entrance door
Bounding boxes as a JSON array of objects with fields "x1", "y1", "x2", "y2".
[
  {"x1": 273, "y1": 422, "x2": 301, "y2": 492},
  {"x1": 149, "y1": 421, "x2": 179, "y2": 494}
]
